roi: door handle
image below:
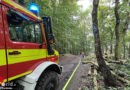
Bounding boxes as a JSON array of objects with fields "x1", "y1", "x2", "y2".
[{"x1": 9, "y1": 51, "x2": 21, "y2": 55}]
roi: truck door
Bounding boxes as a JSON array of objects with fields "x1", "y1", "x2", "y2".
[
  {"x1": 0, "y1": 5, "x2": 7, "y2": 83},
  {"x1": 2, "y1": 6, "x2": 47, "y2": 81}
]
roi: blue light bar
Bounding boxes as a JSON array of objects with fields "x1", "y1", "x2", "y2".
[{"x1": 29, "y1": 3, "x2": 39, "y2": 16}]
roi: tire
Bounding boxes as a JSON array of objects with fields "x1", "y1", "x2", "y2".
[{"x1": 35, "y1": 71, "x2": 59, "y2": 90}]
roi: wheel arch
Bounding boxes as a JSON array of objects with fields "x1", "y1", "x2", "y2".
[
  {"x1": 17, "y1": 61, "x2": 62, "y2": 90},
  {"x1": 44, "y1": 64, "x2": 61, "y2": 74}
]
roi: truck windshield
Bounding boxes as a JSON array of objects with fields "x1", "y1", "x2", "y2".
[{"x1": 6, "y1": 10, "x2": 43, "y2": 44}]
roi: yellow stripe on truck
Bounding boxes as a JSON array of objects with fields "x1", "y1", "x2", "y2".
[
  {"x1": 0, "y1": 79, "x2": 7, "y2": 84},
  {"x1": 2, "y1": 0, "x2": 41, "y2": 20},
  {"x1": 0, "y1": 49, "x2": 59, "y2": 65},
  {"x1": 8, "y1": 71, "x2": 32, "y2": 82},
  {"x1": 0, "y1": 71, "x2": 32, "y2": 83},
  {"x1": 7, "y1": 49, "x2": 47, "y2": 64},
  {"x1": 0, "y1": 49, "x2": 7, "y2": 66}
]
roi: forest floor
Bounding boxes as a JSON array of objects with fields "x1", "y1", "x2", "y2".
[
  {"x1": 58, "y1": 54, "x2": 92, "y2": 90},
  {"x1": 58, "y1": 54, "x2": 81, "y2": 90},
  {"x1": 58, "y1": 54, "x2": 130, "y2": 90},
  {"x1": 80, "y1": 55, "x2": 130, "y2": 90}
]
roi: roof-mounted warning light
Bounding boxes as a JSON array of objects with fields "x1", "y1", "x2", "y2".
[{"x1": 29, "y1": 3, "x2": 39, "y2": 16}]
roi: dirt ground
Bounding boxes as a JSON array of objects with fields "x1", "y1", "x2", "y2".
[
  {"x1": 58, "y1": 54, "x2": 91, "y2": 90},
  {"x1": 58, "y1": 54, "x2": 80, "y2": 90}
]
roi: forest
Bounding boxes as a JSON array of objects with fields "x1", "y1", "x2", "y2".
[
  {"x1": 15, "y1": 0, "x2": 130, "y2": 89},
  {"x1": 24, "y1": 0, "x2": 130, "y2": 58}
]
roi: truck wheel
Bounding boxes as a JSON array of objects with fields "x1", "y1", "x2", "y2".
[{"x1": 35, "y1": 71, "x2": 59, "y2": 90}]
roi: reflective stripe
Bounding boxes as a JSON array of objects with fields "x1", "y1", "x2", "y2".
[
  {"x1": 8, "y1": 71, "x2": 32, "y2": 82},
  {"x1": 0, "y1": 79, "x2": 7, "y2": 83},
  {"x1": 0, "y1": 50, "x2": 7, "y2": 65},
  {"x1": 2, "y1": 0, "x2": 41, "y2": 20},
  {"x1": 7, "y1": 49, "x2": 47, "y2": 64},
  {"x1": 1, "y1": 71, "x2": 32, "y2": 83}
]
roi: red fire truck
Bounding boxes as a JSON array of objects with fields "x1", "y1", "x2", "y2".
[{"x1": 0, "y1": 0, "x2": 62, "y2": 90}]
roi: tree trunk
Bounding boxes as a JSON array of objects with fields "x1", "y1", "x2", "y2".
[
  {"x1": 114, "y1": 0, "x2": 120, "y2": 60},
  {"x1": 122, "y1": 12, "x2": 129, "y2": 59},
  {"x1": 110, "y1": 29, "x2": 114, "y2": 54},
  {"x1": 105, "y1": 44, "x2": 108, "y2": 53},
  {"x1": 129, "y1": 45, "x2": 130, "y2": 58},
  {"x1": 123, "y1": 40, "x2": 126, "y2": 59},
  {"x1": 92, "y1": 0, "x2": 117, "y2": 86}
]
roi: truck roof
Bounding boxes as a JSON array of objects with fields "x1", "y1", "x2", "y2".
[{"x1": 0, "y1": 0, "x2": 41, "y2": 21}]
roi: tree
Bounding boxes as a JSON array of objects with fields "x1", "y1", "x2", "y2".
[
  {"x1": 119, "y1": 0, "x2": 130, "y2": 59},
  {"x1": 114, "y1": 0, "x2": 120, "y2": 60},
  {"x1": 92, "y1": 0, "x2": 117, "y2": 86}
]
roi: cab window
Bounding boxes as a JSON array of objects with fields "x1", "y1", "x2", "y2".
[{"x1": 6, "y1": 10, "x2": 43, "y2": 44}]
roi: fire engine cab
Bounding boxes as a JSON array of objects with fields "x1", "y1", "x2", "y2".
[{"x1": 0, "y1": 0, "x2": 62, "y2": 90}]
